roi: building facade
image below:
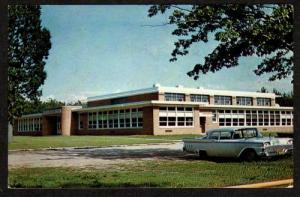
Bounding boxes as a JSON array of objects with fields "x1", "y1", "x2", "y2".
[{"x1": 13, "y1": 84, "x2": 294, "y2": 136}]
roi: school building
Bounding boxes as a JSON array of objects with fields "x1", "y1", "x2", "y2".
[{"x1": 13, "y1": 84, "x2": 294, "y2": 136}]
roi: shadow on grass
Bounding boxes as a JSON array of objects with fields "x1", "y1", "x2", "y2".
[{"x1": 183, "y1": 154, "x2": 292, "y2": 163}]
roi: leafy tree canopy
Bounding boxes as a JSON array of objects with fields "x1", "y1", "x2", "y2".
[
  {"x1": 22, "y1": 99, "x2": 84, "y2": 115},
  {"x1": 148, "y1": 4, "x2": 293, "y2": 81},
  {"x1": 8, "y1": 5, "x2": 51, "y2": 123}
]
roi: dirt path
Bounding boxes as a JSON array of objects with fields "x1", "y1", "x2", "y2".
[{"x1": 8, "y1": 142, "x2": 184, "y2": 169}]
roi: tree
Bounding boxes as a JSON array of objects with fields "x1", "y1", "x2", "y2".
[
  {"x1": 22, "y1": 99, "x2": 66, "y2": 115},
  {"x1": 257, "y1": 87, "x2": 293, "y2": 106},
  {"x1": 258, "y1": 86, "x2": 268, "y2": 93},
  {"x1": 8, "y1": 5, "x2": 51, "y2": 123},
  {"x1": 148, "y1": 4, "x2": 293, "y2": 81},
  {"x1": 272, "y1": 88, "x2": 293, "y2": 107}
]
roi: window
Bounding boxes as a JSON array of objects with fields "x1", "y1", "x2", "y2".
[
  {"x1": 159, "y1": 117, "x2": 167, "y2": 126},
  {"x1": 108, "y1": 111, "x2": 114, "y2": 128},
  {"x1": 209, "y1": 132, "x2": 220, "y2": 140},
  {"x1": 103, "y1": 112, "x2": 108, "y2": 128},
  {"x1": 98, "y1": 112, "x2": 103, "y2": 128},
  {"x1": 78, "y1": 114, "x2": 84, "y2": 129},
  {"x1": 236, "y1": 97, "x2": 252, "y2": 106},
  {"x1": 191, "y1": 94, "x2": 209, "y2": 102},
  {"x1": 214, "y1": 109, "x2": 293, "y2": 127},
  {"x1": 214, "y1": 96, "x2": 232, "y2": 105},
  {"x1": 88, "y1": 108, "x2": 143, "y2": 129},
  {"x1": 220, "y1": 131, "x2": 232, "y2": 140},
  {"x1": 257, "y1": 98, "x2": 271, "y2": 106},
  {"x1": 212, "y1": 110, "x2": 217, "y2": 123},
  {"x1": 281, "y1": 110, "x2": 293, "y2": 126},
  {"x1": 88, "y1": 112, "x2": 97, "y2": 129},
  {"x1": 18, "y1": 117, "x2": 42, "y2": 132},
  {"x1": 137, "y1": 108, "x2": 143, "y2": 127},
  {"x1": 241, "y1": 128, "x2": 257, "y2": 138},
  {"x1": 165, "y1": 93, "x2": 185, "y2": 101},
  {"x1": 159, "y1": 106, "x2": 194, "y2": 127},
  {"x1": 233, "y1": 130, "x2": 242, "y2": 139}
]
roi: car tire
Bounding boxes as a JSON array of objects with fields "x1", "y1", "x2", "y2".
[
  {"x1": 198, "y1": 150, "x2": 207, "y2": 160},
  {"x1": 242, "y1": 149, "x2": 257, "y2": 162}
]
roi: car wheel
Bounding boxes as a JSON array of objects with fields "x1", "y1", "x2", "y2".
[
  {"x1": 243, "y1": 149, "x2": 257, "y2": 162},
  {"x1": 198, "y1": 150, "x2": 207, "y2": 160}
]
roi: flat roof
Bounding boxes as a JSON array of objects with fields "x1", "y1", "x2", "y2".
[
  {"x1": 73, "y1": 100, "x2": 293, "y2": 113},
  {"x1": 87, "y1": 85, "x2": 276, "y2": 102}
]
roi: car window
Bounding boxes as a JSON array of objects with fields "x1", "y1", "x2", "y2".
[
  {"x1": 232, "y1": 130, "x2": 242, "y2": 139},
  {"x1": 209, "y1": 132, "x2": 219, "y2": 140},
  {"x1": 242, "y1": 129, "x2": 257, "y2": 138},
  {"x1": 220, "y1": 131, "x2": 232, "y2": 140}
]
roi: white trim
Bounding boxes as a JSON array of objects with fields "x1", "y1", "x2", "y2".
[
  {"x1": 73, "y1": 101, "x2": 151, "y2": 112},
  {"x1": 86, "y1": 85, "x2": 276, "y2": 103},
  {"x1": 73, "y1": 100, "x2": 293, "y2": 113},
  {"x1": 20, "y1": 113, "x2": 43, "y2": 118},
  {"x1": 201, "y1": 104, "x2": 293, "y2": 110},
  {"x1": 199, "y1": 113, "x2": 213, "y2": 117},
  {"x1": 87, "y1": 87, "x2": 159, "y2": 102}
]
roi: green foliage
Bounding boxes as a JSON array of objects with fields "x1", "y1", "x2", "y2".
[
  {"x1": 8, "y1": 5, "x2": 51, "y2": 123},
  {"x1": 9, "y1": 157, "x2": 292, "y2": 188},
  {"x1": 273, "y1": 89, "x2": 293, "y2": 107},
  {"x1": 259, "y1": 86, "x2": 268, "y2": 93},
  {"x1": 22, "y1": 98, "x2": 65, "y2": 115},
  {"x1": 148, "y1": 4, "x2": 293, "y2": 81}
]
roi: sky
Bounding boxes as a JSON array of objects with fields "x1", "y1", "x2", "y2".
[{"x1": 40, "y1": 5, "x2": 293, "y2": 102}]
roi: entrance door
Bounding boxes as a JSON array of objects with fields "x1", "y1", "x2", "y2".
[{"x1": 200, "y1": 117, "x2": 206, "y2": 133}]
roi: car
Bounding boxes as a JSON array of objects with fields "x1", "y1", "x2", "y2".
[{"x1": 182, "y1": 127, "x2": 293, "y2": 161}]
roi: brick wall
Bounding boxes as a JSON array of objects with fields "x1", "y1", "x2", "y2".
[{"x1": 74, "y1": 107, "x2": 154, "y2": 135}]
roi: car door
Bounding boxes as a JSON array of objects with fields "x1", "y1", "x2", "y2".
[
  {"x1": 205, "y1": 131, "x2": 220, "y2": 156},
  {"x1": 216, "y1": 131, "x2": 237, "y2": 157}
]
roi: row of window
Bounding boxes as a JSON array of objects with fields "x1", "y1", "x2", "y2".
[
  {"x1": 17, "y1": 117, "x2": 42, "y2": 132},
  {"x1": 236, "y1": 97, "x2": 252, "y2": 106},
  {"x1": 159, "y1": 107, "x2": 194, "y2": 127},
  {"x1": 257, "y1": 98, "x2": 271, "y2": 106},
  {"x1": 214, "y1": 96, "x2": 232, "y2": 105},
  {"x1": 165, "y1": 93, "x2": 185, "y2": 101},
  {"x1": 83, "y1": 108, "x2": 143, "y2": 129},
  {"x1": 164, "y1": 93, "x2": 271, "y2": 106},
  {"x1": 212, "y1": 110, "x2": 293, "y2": 127},
  {"x1": 190, "y1": 94, "x2": 209, "y2": 102}
]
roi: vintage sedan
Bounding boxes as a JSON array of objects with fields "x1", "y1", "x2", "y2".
[{"x1": 182, "y1": 127, "x2": 293, "y2": 161}]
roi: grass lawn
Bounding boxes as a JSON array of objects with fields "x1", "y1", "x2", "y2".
[
  {"x1": 9, "y1": 156, "x2": 293, "y2": 188},
  {"x1": 8, "y1": 135, "x2": 198, "y2": 150},
  {"x1": 8, "y1": 132, "x2": 284, "y2": 150}
]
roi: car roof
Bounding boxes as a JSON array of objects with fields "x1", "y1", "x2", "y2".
[{"x1": 206, "y1": 127, "x2": 258, "y2": 134}]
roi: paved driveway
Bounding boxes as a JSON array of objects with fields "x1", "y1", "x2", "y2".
[{"x1": 8, "y1": 142, "x2": 185, "y2": 169}]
